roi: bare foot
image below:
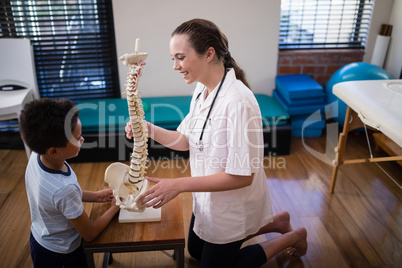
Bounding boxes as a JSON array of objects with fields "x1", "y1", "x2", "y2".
[
  {"x1": 287, "y1": 227, "x2": 308, "y2": 257},
  {"x1": 269, "y1": 211, "x2": 297, "y2": 254},
  {"x1": 260, "y1": 211, "x2": 292, "y2": 234},
  {"x1": 245, "y1": 211, "x2": 293, "y2": 241},
  {"x1": 277, "y1": 211, "x2": 293, "y2": 234},
  {"x1": 259, "y1": 226, "x2": 308, "y2": 261}
]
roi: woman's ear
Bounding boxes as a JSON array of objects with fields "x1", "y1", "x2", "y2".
[{"x1": 206, "y1": 47, "x2": 216, "y2": 62}]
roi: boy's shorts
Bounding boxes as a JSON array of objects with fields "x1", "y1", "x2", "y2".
[{"x1": 30, "y1": 232, "x2": 87, "y2": 268}]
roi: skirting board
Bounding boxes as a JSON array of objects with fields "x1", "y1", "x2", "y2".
[{"x1": 118, "y1": 207, "x2": 161, "y2": 223}]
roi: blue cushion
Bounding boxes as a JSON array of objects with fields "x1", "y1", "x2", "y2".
[
  {"x1": 274, "y1": 92, "x2": 325, "y2": 107},
  {"x1": 273, "y1": 90, "x2": 325, "y2": 116},
  {"x1": 276, "y1": 74, "x2": 324, "y2": 102},
  {"x1": 292, "y1": 128, "x2": 323, "y2": 137},
  {"x1": 291, "y1": 114, "x2": 325, "y2": 129}
]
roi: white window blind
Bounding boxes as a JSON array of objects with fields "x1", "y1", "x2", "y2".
[
  {"x1": 0, "y1": 0, "x2": 120, "y2": 101},
  {"x1": 279, "y1": 0, "x2": 374, "y2": 49}
]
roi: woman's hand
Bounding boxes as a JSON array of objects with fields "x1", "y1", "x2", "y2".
[
  {"x1": 125, "y1": 121, "x2": 152, "y2": 139},
  {"x1": 136, "y1": 177, "x2": 181, "y2": 209},
  {"x1": 125, "y1": 121, "x2": 133, "y2": 139}
]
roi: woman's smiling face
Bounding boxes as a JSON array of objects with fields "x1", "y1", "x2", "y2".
[{"x1": 170, "y1": 34, "x2": 208, "y2": 85}]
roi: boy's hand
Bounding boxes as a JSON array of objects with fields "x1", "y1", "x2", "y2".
[
  {"x1": 111, "y1": 196, "x2": 118, "y2": 208},
  {"x1": 95, "y1": 188, "x2": 114, "y2": 202}
]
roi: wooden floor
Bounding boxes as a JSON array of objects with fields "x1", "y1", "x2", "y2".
[{"x1": 0, "y1": 133, "x2": 401, "y2": 267}]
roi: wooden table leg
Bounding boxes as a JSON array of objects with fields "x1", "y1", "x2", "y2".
[
  {"x1": 330, "y1": 137, "x2": 345, "y2": 193},
  {"x1": 330, "y1": 106, "x2": 352, "y2": 193},
  {"x1": 175, "y1": 247, "x2": 185, "y2": 268},
  {"x1": 85, "y1": 250, "x2": 95, "y2": 268},
  {"x1": 101, "y1": 252, "x2": 113, "y2": 268}
]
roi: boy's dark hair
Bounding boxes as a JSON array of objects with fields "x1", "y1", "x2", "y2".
[{"x1": 19, "y1": 98, "x2": 79, "y2": 155}]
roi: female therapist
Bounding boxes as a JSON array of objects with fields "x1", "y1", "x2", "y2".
[{"x1": 126, "y1": 18, "x2": 307, "y2": 268}]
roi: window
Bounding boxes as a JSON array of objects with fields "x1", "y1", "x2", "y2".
[
  {"x1": 279, "y1": 0, "x2": 374, "y2": 50},
  {"x1": 0, "y1": 0, "x2": 120, "y2": 101}
]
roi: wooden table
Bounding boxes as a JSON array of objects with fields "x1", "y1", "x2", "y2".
[
  {"x1": 83, "y1": 195, "x2": 185, "y2": 268},
  {"x1": 330, "y1": 80, "x2": 402, "y2": 193}
]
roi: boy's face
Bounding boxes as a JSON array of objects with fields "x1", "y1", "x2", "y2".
[{"x1": 60, "y1": 118, "x2": 84, "y2": 159}]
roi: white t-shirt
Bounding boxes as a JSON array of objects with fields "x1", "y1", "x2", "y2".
[
  {"x1": 177, "y1": 68, "x2": 273, "y2": 244},
  {"x1": 25, "y1": 152, "x2": 84, "y2": 253}
]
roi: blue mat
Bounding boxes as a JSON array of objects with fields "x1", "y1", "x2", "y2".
[
  {"x1": 78, "y1": 94, "x2": 289, "y2": 133},
  {"x1": 255, "y1": 94, "x2": 289, "y2": 126}
]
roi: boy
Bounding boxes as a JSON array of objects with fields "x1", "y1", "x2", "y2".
[{"x1": 19, "y1": 98, "x2": 120, "y2": 268}]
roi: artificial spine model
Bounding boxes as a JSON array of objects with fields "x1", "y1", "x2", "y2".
[
  {"x1": 105, "y1": 38, "x2": 150, "y2": 212},
  {"x1": 122, "y1": 40, "x2": 148, "y2": 185}
]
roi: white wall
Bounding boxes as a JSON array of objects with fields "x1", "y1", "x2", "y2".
[
  {"x1": 112, "y1": 0, "x2": 280, "y2": 97},
  {"x1": 384, "y1": 0, "x2": 402, "y2": 78},
  {"x1": 364, "y1": 0, "x2": 401, "y2": 78},
  {"x1": 364, "y1": 0, "x2": 393, "y2": 64}
]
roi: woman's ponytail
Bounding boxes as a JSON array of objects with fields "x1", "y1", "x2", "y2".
[{"x1": 224, "y1": 51, "x2": 250, "y2": 89}]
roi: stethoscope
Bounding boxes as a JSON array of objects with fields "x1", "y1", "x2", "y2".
[{"x1": 192, "y1": 69, "x2": 227, "y2": 152}]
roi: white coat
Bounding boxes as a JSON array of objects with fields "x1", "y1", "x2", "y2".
[{"x1": 177, "y1": 69, "x2": 273, "y2": 244}]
